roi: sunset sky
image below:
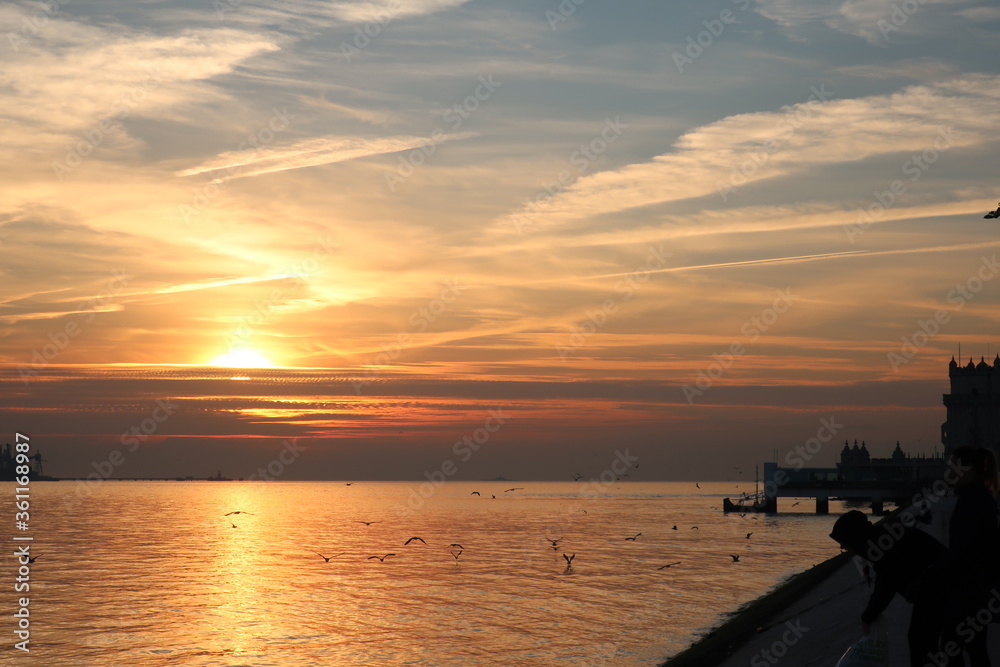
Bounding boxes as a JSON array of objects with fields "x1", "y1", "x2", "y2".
[{"x1": 2, "y1": 0, "x2": 1000, "y2": 481}]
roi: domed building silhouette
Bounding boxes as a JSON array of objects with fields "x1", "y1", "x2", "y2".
[{"x1": 836, "y1": 439, "x2": 936, "y2": 482}]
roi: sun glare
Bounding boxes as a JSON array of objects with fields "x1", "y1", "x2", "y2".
[{"x1": 210, "y1": 349, "x2": 276, "y2": 369}]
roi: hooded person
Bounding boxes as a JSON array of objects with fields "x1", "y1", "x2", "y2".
[{"x1": 830, "y1": 510, "x2": 950, "y2": 667}]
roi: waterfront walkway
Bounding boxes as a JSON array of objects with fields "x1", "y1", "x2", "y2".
[{"x1": 664, "y1": 497, "x2": 1000, "y2": 666}]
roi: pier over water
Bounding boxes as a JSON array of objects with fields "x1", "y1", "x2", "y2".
[{"x1": 750, "y1": 441, "x2": 946, "y2": 514}]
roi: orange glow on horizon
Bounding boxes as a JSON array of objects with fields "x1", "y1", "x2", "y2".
[{"x1": 210, "y1": 349, "x2": 276, "y2": 369}]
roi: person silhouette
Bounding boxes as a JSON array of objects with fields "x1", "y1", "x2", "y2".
[
  {"x1": 936, "y1": 446, "x2": 1000, "y2": 667},
  {"x1": 830, "y1": 510, "x2": 948, "y2": 667}
]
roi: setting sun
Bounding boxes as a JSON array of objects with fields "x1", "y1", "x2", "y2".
[{"x1": 210, "y1": 349, "x2": 276, "y2": 368}]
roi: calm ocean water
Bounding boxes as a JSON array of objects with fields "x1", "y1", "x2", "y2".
[{"x1": 4, "y1": 481, "x2": 856, "y2": 666}]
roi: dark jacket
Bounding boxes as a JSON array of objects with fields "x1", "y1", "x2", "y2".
[
  {"x1": 929, "y1": 483, "x2": 1000, "y2": 623},
  {"x1": 860, "y1": 525, "x2": 947, "y2": 624},
  {"x1": 948, "y1": 483, "x2": 1000, "y2": 586}
]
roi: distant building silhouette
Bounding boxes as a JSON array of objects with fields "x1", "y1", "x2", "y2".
[
  {"x1": 0, "y1": 443, "x2": 50, "y2": 481},
  {"x1": 837, "y1": 439, "x2": 942, "y2": 482},
  {"x1": 942, "y1": 355, "x2": 1000, "y2": 458}
]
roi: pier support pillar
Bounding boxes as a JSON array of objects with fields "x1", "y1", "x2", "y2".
[
  {"x1": 816, "y1": 496, "x2": 829, "y2": 514},
  {"x1": 871, "y1": 497, "x2": 884, "y2": 515}
]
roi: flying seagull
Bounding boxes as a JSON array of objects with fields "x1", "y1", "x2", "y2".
[
  {"x1": 448, "y1": 543, "x2": 464, "y2": 549},
  {"x1": 504, "y1": 487, "x2": 524, "y2": 492},
  {"x1": 357, "y1": 521, "x2": 380, "y2": 526},
  {"x1": 563, "y1": 553, "x2": 575, "y2": 566},
  {"x1": 624, "y1": 533, "x2": 642, "y2": 541},
  {"x1": 658, "y1": 562, "x2": 681, "y2": 570},
  {"x1": 471, "y1": 491, "x2": 481, "y2": 496},
  {"x1": 404, "y1": 537, "x2": 426, "y2": 546},
  {"x1": 224, "y1": 511, "x2": 254, "y2": 516},
  {"x1": 368, "y1": 554, "x2": 396, "y2": 562},
  {"x1": 230, "y1": 523, "x2": 238, "y2": 529},
  {"x1": 746, "y1": 533, "x2": 753, "y2": 539},
  {"x1": 314, "y1": 551, "x2": 345, "y2": 562},
  {"x1": 27, "y1": 554, "x2": 42, "y2": 563},
  {"x1": 729, "y1": 554, "x2": 741, "y2": 562}
]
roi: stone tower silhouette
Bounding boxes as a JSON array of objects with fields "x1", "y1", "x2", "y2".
[{"x1": 941, "y1": 355, "x2": 1000, "y2": 457}]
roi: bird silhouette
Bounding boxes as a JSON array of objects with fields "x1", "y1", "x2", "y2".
[
  {"x1": 504, "y1": 487, "x2": 524, "y2": 492},
  {"x1": 624, "y1": 532, "x2": 642, "y2": 541},
  {"x1": 746, "y1": 533, "x2": 753, "y2": 539},
  {"x1": 729, "y1": 554, "x2": 741, "y2": 562},
  {"x1": 672, "y1": 525, "x2": 678, "y2": 530},
  {"x1": 696, "y1": 482, "x2": 701, "y2": 489},
  {"x1": 658, "y1": 562, "x2": 681, "y2": 570},
  {"x1": 562, "y1": 553, "x2": 575, "y2": 574},
  {"x1": 471, "y1": 491, "x2": 481, "y2": 496},
  {"x1": 230, "y1": 523, "x2": 238, "y2": 528},
  {"x1": 448, "y1": 543, "x2": 464, "y2": 549},
  {"x1": 357, "y1": 521, "x2": 380, "y2": 526},
  {"x1": 545, "y1": 537, "x2": 563, "y2": 550},
  {"x1": 314, "y1": 551, "x2": 345, "y2": 562},
  {"x1": 691, "y1": 526, "x2": 699, "y2": 530},
  {"x1": 224, "y1": 511, "x2": 254, "y2": 516},
  {"x1": 404, "y1": 537, "x2": 426, "y2": 546},
  {"x1": 368, "y1": 554, "x2": 396, "y2": 562},
  {"x1": 27, "y1": 554, "x2": 41, "y2": 563}
]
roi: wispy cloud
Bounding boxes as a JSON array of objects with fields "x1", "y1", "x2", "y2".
[
  {"x1": 325, "y1": 0, "x2": 474, "y2": 22},
  {"x1": 488, "y1": 240, "x2": 1000, "y2": 290},
  {"x1": 298, "y1": 92, "x2": 398, "y2": 126},
  {"x1": 0, "y1": 304, "x2": 123, "y2": 325},
  {"x1": 0, "y1": 21, "x2": 282, "y2": 155},
  {"x1": 756, "y1": 0, "x2": 991, "y2": 43},
  {"x1": 499, "y1": 76, "x2": 1000, "y2": 229},
  {"x1": 176, "y1": 132, "x2": 476, "y2": 182}
]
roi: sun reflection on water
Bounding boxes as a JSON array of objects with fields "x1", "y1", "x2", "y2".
[{"x1": 31, "y1": 481, "x2": 848, "y2": 666}]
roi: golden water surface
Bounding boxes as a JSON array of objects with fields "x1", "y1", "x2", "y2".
[{"x1": 7, "y1": 481, "x2": 848, "y2": 666}]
